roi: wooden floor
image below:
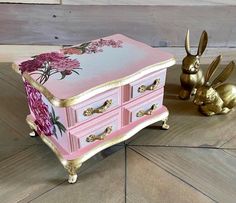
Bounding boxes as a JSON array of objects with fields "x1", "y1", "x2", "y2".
[{"x1": 0, "y1": 63, "x2": 236, "y2": 203}]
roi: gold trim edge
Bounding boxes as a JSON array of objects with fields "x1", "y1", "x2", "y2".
[
  {"x1": 12, "y1": 58, "x2": 176, "y2": 107},
  {"x1": 26, "y1": 108, "x2": 169, "y2": 166}
]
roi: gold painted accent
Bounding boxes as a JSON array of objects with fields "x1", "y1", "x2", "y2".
[
  {"x1": 25, "y1": 108, "x2": 169, "y2": 183},
  {"x1": 86, "y1": 126, "x2": 112, "y2": 142},
  {"x1": 26, "y1": 116, "x2": 82, "y2": 184},
  {"x1": 161, "y1": 117, "x2": 170, "y2": 130},
  {"x1": 193, "y1": 55, "x2": 236, "y2": 116},
  {"x1": 12, "y1": 58, "x2": 175, "y2": 107},
  {"x1": 179, "y1": 29, "x2": 207, "y2": 100},
  {"x1": 83, "y1": 99, "x2": 112, "y2": 116},
  {"x1": 138, "y1": 79, "x2": 160, "y2": 93},
  {"x1": 136, "y1": 104, "x2": 158, "y2": 117}
]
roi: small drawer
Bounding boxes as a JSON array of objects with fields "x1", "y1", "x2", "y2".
[
  {"x1": 123, "y1": 88, "x2": 164, "y2": 126},
  {"x1": 69, "y1": 109, "x2": 121, "y2": 151},
  {"x1": 122, "y1": 69, "x2": 166, "y2": 102},
  {"x1": 67, "y1": 88, "x2": 121, "y2": 127}
]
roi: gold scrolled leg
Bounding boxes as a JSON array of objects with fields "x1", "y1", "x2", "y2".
[
  {"x1": 26, "y1": 115, "x2": 82, "y2": 184},
  {"x1": 161, "y1": 117, "x2": 170, "y2": 130},
  {"x1": 64, "y1": 161, "x2": 82, "y2": 184}
]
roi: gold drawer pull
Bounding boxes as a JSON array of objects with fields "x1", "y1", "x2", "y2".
[
  {"x1": 86, "y1": 126, "x2": 113, "y2": 142},
  {"x1": 136, "y1": 104, "x2": 158, "y2": 117},
  {"x1": 138, "y1": 79, "x2": 160, "y2": 93},
  {"x1": 83, "y1": 99, "x2": 112, "y2": 116}
]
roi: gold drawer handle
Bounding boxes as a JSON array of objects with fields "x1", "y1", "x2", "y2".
[
  {"x1": 83, "y1": 99, "x2": 112, "y2": 116},
  {"x1": 138, "y1": 79, "x2": 160, "y2": 93},
  {"x1": 86, "y1": 126, "x2": 113, "y2": 142},
  {"x1": 136, "y1": 104, "x2": 158, "y2": 117}
]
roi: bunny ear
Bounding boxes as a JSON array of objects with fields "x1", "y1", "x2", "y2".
[
  {"x1": 212, "y1": 61, "x2": 235, "y2": 87},
  {"x1": 197, "y1": 30, "x2": 208, "y2": 56},
  {"x1": 205, "y1": 55, "x2": 222, "y2": 84},
  {"x1": 185, "y1": 29, "x2": 191, "y2": 55}
]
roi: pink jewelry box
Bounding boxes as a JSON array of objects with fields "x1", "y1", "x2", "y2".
[{"x1": 12, "y1": 34, "x2": 175, "y2": 183}]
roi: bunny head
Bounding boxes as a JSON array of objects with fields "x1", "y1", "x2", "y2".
[
  {"x1": 193, "y1": 86, "x2": 217, "y2": 105},
  {"x1": 182, "y1": 29, "x2": 208, "y2": 74},
  {"x1": 193, "y1": 55, "x2": 235, "y2": 106}
]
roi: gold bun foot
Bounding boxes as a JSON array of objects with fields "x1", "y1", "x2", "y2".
[
  {"x1": 64, "y1": 162, "x2": 82, "y2": 184},
  {"x1": 161, "y1": 117, "x2": 170, "y2": 130},
  {"x1": 29, "y1": 131, "x2": 37, "y2": 137},
  {"x1": 68, "y1": 174, "x2": 78, "y2": 184}
]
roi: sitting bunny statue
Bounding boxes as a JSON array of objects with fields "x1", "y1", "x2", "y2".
[
  {"x1": 193, "y1": 55, "x2": 236, "y2": 116},
  {"x1": 179, "y1": 29, "x2": 208, "y2": 100}
]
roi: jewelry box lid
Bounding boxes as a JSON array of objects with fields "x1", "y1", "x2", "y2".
[{"x1": 13, "y1": 34, "x2": 175, "y2": 107}]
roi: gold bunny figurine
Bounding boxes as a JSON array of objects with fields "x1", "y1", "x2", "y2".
[
  {"x1": 193, "y1": 55, "x2": 236, "y2": 116},
  {"x1": 179, "y1": 29, "x2": 208, "y2": 100}
]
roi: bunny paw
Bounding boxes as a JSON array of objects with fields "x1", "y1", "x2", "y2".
[
  {"x1": 206, "y1": 112, "x2": 215, "y2": 116},
  {"x1": 221, "y1": 107, "x2": 231, "y2": 114},
  {"x1": 200, "y1": 106, "x2": 215, "y2": 116}
]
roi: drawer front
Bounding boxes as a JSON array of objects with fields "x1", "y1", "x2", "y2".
[
  {"x1": 123, "y1": 69, "x2": 166, "y2": 102},
  {"x1": 69, "y1": 108, "x2": 121, "y2": 151},
  {"x1": 123, "y1": 88, "x2": 164, "y2": 125},
  {"x1": 67, "y1": 88, "x2": 121, "y2": 126}
]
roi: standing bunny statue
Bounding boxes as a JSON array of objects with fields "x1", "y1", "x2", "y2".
[
  {"x1": 179, "y1": 29, "x2": 208, "y2": 100},
  {"x1": 193, "y1": 55, "x2": 236, "y2": 116}
]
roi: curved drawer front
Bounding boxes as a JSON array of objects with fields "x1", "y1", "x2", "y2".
[
  {"x1": 69, "y1": 109, "x2": 121, "y2": 151},
  {"x1": 123, "y1": 88, "x2": 164, "y2": 126},
  {"x1": 123, "y1": 69, "x2": 166, "y2": 103},
  {"x1": 67, "y1": 88, "x2": 121, "y2": 127}
]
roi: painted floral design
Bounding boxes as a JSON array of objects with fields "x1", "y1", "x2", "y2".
[
  {"x1": 25, "y1": 81, "x2": 66, "y2": 138},
  {"x1": 19, "y1": 52, "x2": 81, "y2": 85},
  {"x1": 19, "y1": 38, "x2": 123, "y2": 85},
  {"x1": 62, "y1": 39, "x2": 123, "y2": 55}
]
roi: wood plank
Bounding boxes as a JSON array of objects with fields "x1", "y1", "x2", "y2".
[
  {"x1": 0, "y1": 67, "x2": 32, "y2": 135},
  {"x1": 0, "y1": 118, "x2": 36, "y2": 161},
  {"x1": 1, "y1": 45, "x2": 236, "y2": 64},
  {"x1": 0, "y1": 64, "x2": 41, "y2": 160},
  {"x1": 129, "y1": 65, "x2": 236, "y2": 148},
  {"x1": 0, "y1": 45, "x2": 61, "y2": 63},
  {"x1": 131, "y1": 146, "x2": 236, "y2": 203},
  {"x1": 160, "y1": 47, "x2": 236, "y2": 65},
  {"x1": 223, "y1": 149, "x2": 236, "y2": 158},
  {"x1": 126, "y1": 148, "x2": 213, "y2": 203},
  {"x1": 0, "y1": 0, "x2": 59, "y2": 3},
  {"x1": 0, "y1": 145, "x2": 67, "y2": 203},
  {"x1": 28, "y1": 149, "x2": 125, "y2": 203},
  {"x1": 221, "y1": 136, "x2": 236, "y2": 149},
  {"x1": 0, "y1": 5, "x2": 236, "y2": 46},
  {"x1": 62, "y1": 0, "x2": 236, "y2": 5},
  {"x1": 0, "y1": 144, "x2": 124, "y2": 203},
  {"x1": 0, "y1": 63, "x2": 26, "y2": 92}
]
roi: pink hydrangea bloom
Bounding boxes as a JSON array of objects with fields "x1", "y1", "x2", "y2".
[
  {"x1": 24, "y1": 82, "x2": 53, "y2": 136},
  {"x1": 19, "y1": 59, "x2": 43, "y2": 73},
  {"x1": 36, "y1": 52, "x2": 65, "y2": 63},
  {"x1": 19, "y1": 52, "x2": 65, "y2": 73},
  {"x1": 85, "y1": 39, "x2": 123, "y2": 54},
  {"x1": 51, "y1": 58, "x2": 80, "y2": 73}
]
